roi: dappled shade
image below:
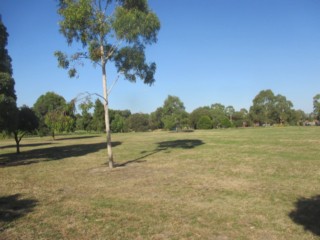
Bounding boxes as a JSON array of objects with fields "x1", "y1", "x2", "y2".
[
  {"x1": 0, "y1": 141, "x2": 122, "y2": 167},
  {"x1": 0, "y1": 194, "x2": 38, "y2": 224},
  {"x1": 289, "y1": 195, "x2": 320, "y2": 236}
]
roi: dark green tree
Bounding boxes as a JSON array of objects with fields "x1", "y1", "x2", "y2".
[
  {"x1": 77, "y1": 99, "x2": 93, "y2": 131},
  {"x1": 92, "y1": 98, "x2": 105, "y2": 132},
  {"x1": 149, "y1": 107, "x2": 163, "y2": 130},
  {"x1": 110, "y1": 113, "x2": 126, "y2": 133},
  {"x1": 0, "y1": 73, "x2": 17, "y2": 133},
  {"x1": 0, "y1": 18, "x2": 12, "y2": 75},
  {"x1": 197, "y1": 115, "x2": 213, "y2": 129},
  {"x1": 161, "y1": 95, "x2": 188, "y2": 130},
  {"x1": 233, "y1": 108, "x2": 249, "y2": 127},
  {"x1": 210, "y1": 103, "x2": 230, "y2": 128},
  {"x1": 55, "y1": 0, "x2": 160, "y2": 168},
  {"x1": 33, "y1": 92, "x2": 75, "y2": 138},
  {"x1": 189, "y1": 106, "x2": 212, "y2": 129},
  {"x1": 126, "y1": 113, "x2": 149, "y2": 132},
  {"x1": 13, "y1": 106, "x2": 39, "y2": 153},
  {"x1": 0, "y1": 19, "x2": 17, "y2": 134}
]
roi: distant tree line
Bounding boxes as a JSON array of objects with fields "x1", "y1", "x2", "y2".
[{"x1": 22, "y1": 89, "x2": 319, "y2": 137}]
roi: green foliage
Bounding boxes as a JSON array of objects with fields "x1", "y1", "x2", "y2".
[
  {"x1": 232, "y1": 108, "x2": 249, "y2": 127},
  {"x1": 197, "y1": 115, "x2": 212, "y2": 129},
  {"x1": 189, "y1": 106, "x2": 211, "y2": 129},
  {"x1": 56, "y1": 0, "x2": 160, "y2": 83},
  {"x1": 16, "y1": 106, "x2": 39, "y2": 133},
  {"x1": 0, "y1": 20, "x2": 17, "y2": 134},
  {"x1": 33, "y1": 92, "x2": 75, "y2": 137},
  {"x1": 33, "y1": 92, "x2": 67, "y2": 118},
  {"x1": 13, "y1": 106, "x2": 39, "y2": 153},
  {"x1": 126, "y1": 113, "x2": 149, "y2": 132},
  {"x1": 149, "y1": 107, "x2": 163, "y2": 130},
  {"x1": 0, "y1": 19, "x2": 12, "y2": 75},
  {"x1": 313, "y1": 94, "x2": 320, "y2": 120},
  {"x1": 114, "y1": 45, "x2": 156, "y2": 85},
  {"x1": 76, "y1": 99, "x2": 93, "y2": 131},
  {"x1": 92, "y1": 99, "x2": 105, "y2": 132},
  {"x1": 0, "y1": 73, "x2": 17, "y2": 133},
  {"x1": 113, "y1": 0, "x2": 160, "y2": 44},
  {"x1": 45, "y1": 111, "x2": 75, "y2": 138},
  {"x1": 162, "y1": 115, "x2": 177, "y2": 131},
  {"x1": 220, "y1": 118, "x2": 233, "y2": 128},
  {"x1": 225, "y1": 105, "x2": 235, "y2": 121},
  {"x1": 249, "y1": 90, "x2": 294, "y2": 126},
  {"x1": 161, "y1": 95, "x2": 189, "y2": 130},
  {"x1": 110, "y1": 114, "x2": 126, "y2": 133}
]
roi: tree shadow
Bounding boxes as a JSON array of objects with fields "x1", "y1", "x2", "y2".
[
  {"x1": 157, "y1": 139, "x2": 204, "y2": 150},
  {"x1": 289, "y1": 195, "x2": 320, "y2": 236},
  {"x1": 55, "y1": 135, "x2": 101, "y2": 141},
  {"x1": 0, "y1": 141, "x2": 122, "y2": 167},
  {"x1": 0, "y1": 142, "x2": 53, "y2": 150},
  {"x1": 116, "y1": 139, "x2": 204, "y2": 167},
  {"x1": 0, "y1": 194, "x2": 38, "y2": 231}
]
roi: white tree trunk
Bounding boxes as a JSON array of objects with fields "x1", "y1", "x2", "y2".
[{"x1": 101, "y1": 47, "x2": 114, "y2": 168}]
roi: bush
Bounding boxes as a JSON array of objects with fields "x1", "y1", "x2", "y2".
[{"x1": 196, "y1": 115, "x2": 212, "y2": 129}]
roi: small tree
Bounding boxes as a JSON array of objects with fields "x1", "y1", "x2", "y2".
[
  {"x1": 13, "y1": 106, "x2": 38, "y2": 153},
  {"x1": 33, "y1": 92, "x2": 75, "y2": 138},
  {"x1": 56, "y1": 0, "x2": 160, "y2": 168}
]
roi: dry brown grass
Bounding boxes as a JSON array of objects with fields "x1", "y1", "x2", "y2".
[{"x1": 1, "y1": 127, "x2": 320, "y2": 239}]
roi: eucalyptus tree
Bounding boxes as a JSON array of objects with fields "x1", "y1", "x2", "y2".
[
  {"x1": 55, "y1": 0, "x2": 160, "y2": 168},
  {"x1": 225, "y1": 105, "x2": 235, "y2": 122},
  {"x1": 161, "y1": 95, "x2": 188, "y2": 130},
  {"x1": 273, "y1": 94, "x2": 293, "y2": 125},
  {"x1": 249, "y1": 90, "x2": 275, "y2": 126}
]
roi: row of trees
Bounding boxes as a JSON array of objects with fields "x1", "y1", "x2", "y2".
[{"x1": 26, "y1": 90, "x2": 319, "y2": 139}]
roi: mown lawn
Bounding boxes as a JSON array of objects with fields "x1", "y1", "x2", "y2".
[{"x1": 0, "y1": 127, "x2": 319, "y2": 239}]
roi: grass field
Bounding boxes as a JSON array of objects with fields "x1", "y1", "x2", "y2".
[{"x1": 0, "y1": 127, "x2": 320, "y2": 239}]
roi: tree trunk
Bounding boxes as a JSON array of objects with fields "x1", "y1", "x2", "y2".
[
  {"x1": 14, "y1": 132, "x2": 20, "y2": 154},
  {"x1": 101, "y1": 46, "x2": 114, "y2": 169}
]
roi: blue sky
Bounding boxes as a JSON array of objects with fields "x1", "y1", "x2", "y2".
[{"x1": 1, "y1": 0, "x2": 319, "y2": 113}]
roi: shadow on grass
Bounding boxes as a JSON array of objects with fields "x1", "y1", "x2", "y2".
[
  {"x1": 0, "y1": 142, "x2": 54, "y2": 150},
  {"x1": 0, "y1": 141, "x2": 122, "y2": 167},
  {"x1": 157, "y1": 139, "x2": 204, "y2": 150},
  {"x1": 116, "y1": 139, "x2": 204, "y2": 167},
  {"x1": 0, "y1": 194, "x2": 38, "y2": 231},
  {"x1": 55, "y1": 135, "x2": 101, "y2": 141},
  {"x1": 289, "y1": 195, "x2": 320, "y2": 236}
]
